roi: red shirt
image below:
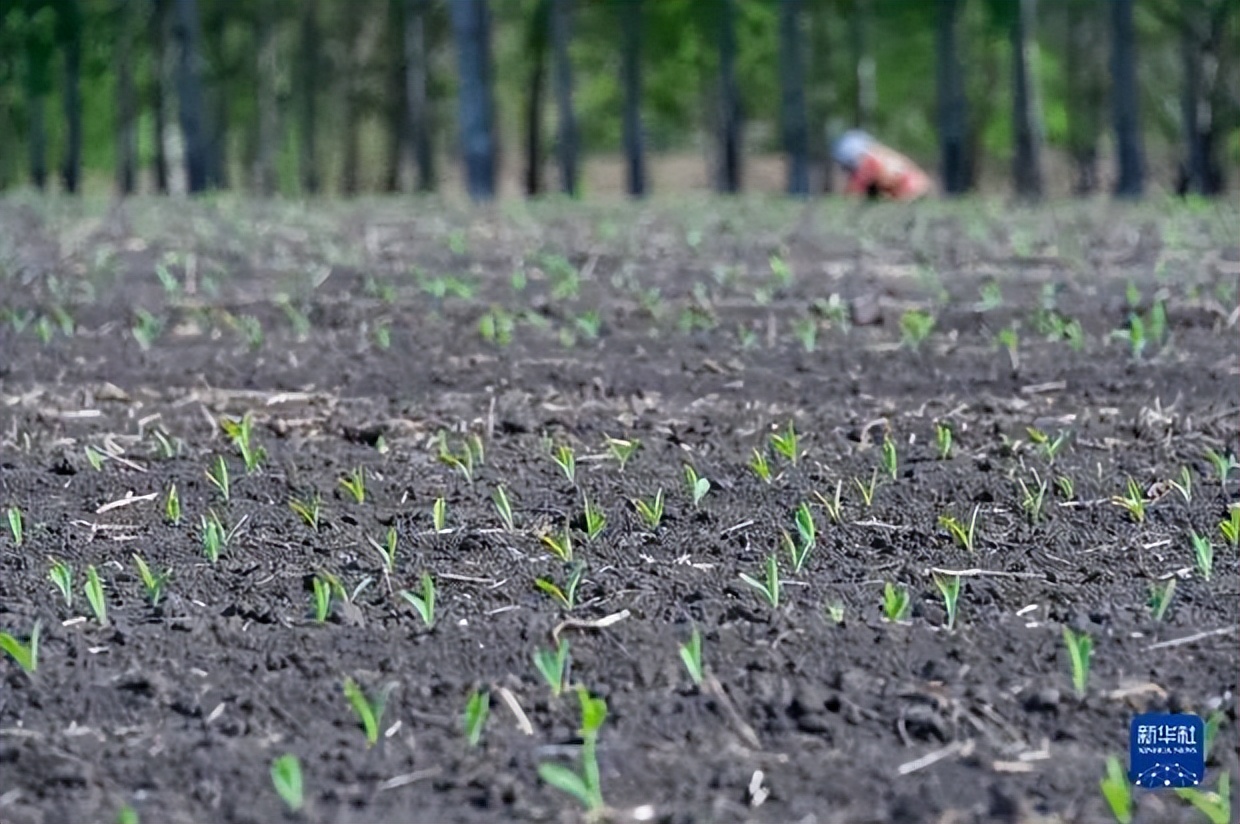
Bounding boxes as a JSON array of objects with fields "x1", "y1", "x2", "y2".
[{"x1": 845, "y1": 144, "x2": 932, "y2": 200}]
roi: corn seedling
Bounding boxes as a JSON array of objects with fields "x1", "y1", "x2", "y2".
[
  {"x1": 479, "y1": 307, "x2": 516, "y2": 347},
  {"x1": 582, "y1": 498, "x2": 606, "y2": 542},
  {"x1": 533, "y1": 638, "x2": 570, "y2": 697},
  {"x1": 463, "y1": 689, "x2": 490, "y2": 747},
  {"x1": 1026, "y1": 427, "x2": 1070, "y2": 462},
  {"x1": 813, "y1": 481, "x2": 844, "y2": 523},
  {"x1": 684, "y1": 464, "x2": 710, "y2": 507},
  {"x1": 1174, "y1": 773, "x2": 1230, "y2": 824},
  {"x1": 938, "y1": 506, "x2": 979, "y2": 552},
  {"x1": 882, "y1": 582, "x2": 911, "y2": 622},
  {"x1": 537, "y1": 687, "x2": 606, "y2": 815},
  {"x1": 1055, "y1": 474, "x2": 1075, "y2": 500},
  {"x1": 933, "y1": 573, "x2": 962, "y2": 630},
  {"x1": 1110, "y1": 477, "x2": 1147, "y2": 523},
  {"x1": 132, "y1": 554, "x2": 169, "y2": 607},
  {"x1": 270, "y1": 754, "x2": 304, "y2": 813},
  {"x1": 605, "y1": 436, "x2": 639, "y2": 470},
  {"x1": 338, "y1": 467, "x2": 366, "y2": 504},
  {"x1": 996, "y1": 325, "x2": 1020, "y2": 370},
  {"x1": 205, "y1": 455, "x2": 231, "y2": 501},
  {"x1": 48, "y1": 558, "x2": 73, "y2": 606},
  {"x1": 678, "y1": 627, "x2": 704, "y2": 687},
  {"x1": 541, "y1": 525, "x2": 574, "y2": 562},
  {"x1": 492, "y1": 485, "x2": 515, "y2": 532},
  {"x1": 84, "y1": 445, "x2": 104, "y2": 471},
  {"x1": 0, "y1": 621, "x2": 39, "y2": 674},
  {"x1": 1204, "y1": 449, "x2": 1238, "y2": 490},
  {"x1": 1017, "y1": 471, "x2": 1048, "y2": 524},
  {"x1": 792, "y1": 316, "x2": 817, "y2": 352},
  {"x1": 1063, "y1": 627, "x2": 1093, "y2": 698},
  {"x1": 220, "y1": 413, "x2": 265, "y2": 473},
  {"x1": 899, "y1": 309, "x2": 935, "y2": 351},
  {"x1": 437, "y1": 433, "x2": 476, "y2": 483},
  {"x1": 432, "y1": 497, "x2": 447, "y2": 533},
  {"x1": 289, "y1": 493, "x2": 322, "y2": 531},
  {"x1": 633, "y1": 489, "x2": 664, "y2": 529},
  {"x1": 739, "y1": 554, "x2": 780, "y2": 608},
  {"x1": 400, "y1": 573, "x2": 436, "y2": 627},
  {"x1": 342, "y1": 677, "x2": 387, "y2": 747},
  {"x1": 150, "y1": 428, "x2": 179, "y2": 459},
  {"x1": 935, "y1": 422, "x2": 952, "y2": 459},
  {"x1": 6, "y1": 506, "x2": 23, "y2": 546},
  {"x1": 199, "y1": 510, "x2": 231, "y2": 563},
  {"x1": 1148, "y1": 578, "x2": 1175, "y2": 622},
  {"x1": 749, "y1": 448, "x2": 772, "y2": 484},
  {"x1": 1191, "y1": 531, "x2": 1214, "y2": 580},
  {"x1": 1167, "y1": 467, "x2": 1193, "y2": 504},
  {"x1": 536, "y1": 564, "x2": 585, "y2": 611},
  {"x1": 1204, "y1": 711, "x2": 1224, "y2": 759},
  {"x1": 825, "y1": 600, "x2": 845, "y2": 624},
  {"x1": 163, "y1": 483, "x2": 181, "y2": 524},
  {"x1": 312, "y1": 575, "x2": 333, "y2": 622},
  {"x1": 1098, "y1": 755, "x2": 1133, "y2": 824},
  {"x1": 1113, "y1": 312, "x2": 1147, "y2": 360},
  {"x1": 770, "y1": 421, "x2": 799, "y2": 465},
  {"x1": 854, "y1": 469, "x2": 879, "y2": 508},
  {"x1": 552, "y1": 444, "x2": 576, "y2": 483},
  {"x1": 131, "y1": 309, "x2": 163, "y2": 350},
  {"x1": 880, "y1": 433, "x2": 898, "y2": 480},
  {"x1": 84, "y1": 565, "x2": 107, "y2": 626},
  {"x1": 1219, "y1": 504, "x2": 1240, "y2": 549}
]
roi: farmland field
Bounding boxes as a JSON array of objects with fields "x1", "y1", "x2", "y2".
[{"x1": 0, "y1": 195, "x2": 1237, "y2": 824}]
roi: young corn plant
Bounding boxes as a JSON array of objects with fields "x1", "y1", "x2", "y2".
[
  {"x1": 1191, "y1": 531, "x2": 1214, "y2": 580},
  {"x1": 739, "y1": 554, "x2": 781, "y2": 608},
  {"x1": 770, "y1": 421, "x2": 799, "y2": 465},
  {"x1": 84, "y1": 445, "x2": 104, "y2": 471},
  {"x1": 400, "y1": 573, "x2": 436, "y2": 627},
  {"x1": 899, "y1": 309, "x2": 935, "y2": 351},
  {"x1": 1148, "y1": 578, "x2": 1176, "y2": 622},
  {"x1": 492, "y1": 485, "x2": 515, "y2": 532},
  {"x1": 1174, "y1": 773, "x2": 1230, "y2": 824},
  {"x1": 432, "y1": 497, "x2": 448, "y2": 533},
  {"x1": 825, "y1": 600, "x2": 846, "y2": 624},
  {"x1": 463, "y1": 689, "x2": 490, "y2": 747},
  {"x1": 633, "y1": 490, "x2": 664, "y2": 530},
  {"x1": 933, "y1": 573, "x2": 962, "y2": 630},
  {"x1": 533, "y1": 638, "x2": 570, "y2": 697},
  {"x1": 199, "y1": 510, "x2": 236, "y2": 563},
  {"x1": 854, "y1": 469, "x2": 879, "y2": 508},
  {"x1": 205, "y1": 455, "x2": 231, "y2": 501},
  {"x1": 535, "y1": 564, "x2": 585, "y2": 611},
  {"x1": 1219, "y1": 504, "x2": 1240, "y2": 549},
  {"x1": 1017, "y1": 471, "x2": 1048, "y2": 524},
  {"x1": 749, "y1": 448, "x2": 773, "y2": 484},
  {"x1": 782, "y1": 503, "x2": 816, "y2": 573},
  {"x1": 938, "y1": 506, "x2": 979, "y2": 552},
  {"x1": 437, "y1": 433, "x2": 476, "y2": 483},
  {"x1": 1098, "y1": 756, "x2": 1133, "y2": 824},
  {"x1": 311, "y1": 575, "x2": 333, "y2": 622},
  {"x1": 684, "y1": 464, "x2": 710, "y2": 507},
  {"x1": 0, "y1": 621, "x2": 39, "y2": 674},
  {"x1": 132, "y1": 554, "x2": 169, "y2": 607},
  {"x1": 1026, "y1": 427, "x2": 1070, "y2": 463},
  {"x1": 270, "y1": 754, "x2": 304, "y2": 813},
  {"x1": 289, "y1": 493, "x2": 322, "y2": 531},
  {"x1": 84, "y1": 565, "x2": 107, "y2": 626},
  {"x1": 882, "y1": 582, "x2": 911, "y2": 622},
  {"x1": 813, "y1": 481, "x2": 844, "y2": 523},
  {"x1": 541, "y1": 525, "x2": 574, "y2": 562},
  {"x1": 935, "y1": 422, "x2": 953, "y2": 459},
  {"x1": 342, "y1": 677, "x2": 388, "y2": 748},
  {"x1": 537, "y1": 687, "x2": 607, "y2": 816},
  {"x1": 1063, "y1": 627, "x2": 1093, "y2": 699},
  {"x1": 678, "y1": 627, "x2": 704, "y2": 687},
  {"x1": 1204, "y1": 449, "x2": 1238, "y2": 491},
  {"x1": 581, "y1": 498, "x2": 606, "y2": 542},
  {"x1": 1055, "y1": 474, "x2": 1076, "y2": 501},
  {"x1": 366, "y1": 527, "x2": 399, "y2": 575},
  {"x1": 1110, "y1": 477, "x2": 1147, "y2": 523},
  {"x1": 1167, "y1": 466, "x2": 1193, "y2": 504},
  {"x1": 6, "y1": 506, "x2": 23, "y2": 546},
  {"x1": 605, "y1": 436, "x2": 639, "y2": 471},
  {"x1": 338, "y1": 467, "x2": 366, "y2": 504},
  {"x1": 552, "y1": 444, "x2": 576, "y2": 484},
  {"x1": 48, "y1": 558, "x2": 73, "y2": 607},
  {"x1": 163, "y1": 483, "x2": 181, "y2": 524},
  {"x1": 880, "y1": 434, "x2": 898, "y2": 480},
  {"x1": 221, "y1": 413, "x2": 266, "y2": 473}
]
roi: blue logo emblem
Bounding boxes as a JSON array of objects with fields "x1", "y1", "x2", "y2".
[{"x1": 1129, "y1": 713, "x2": 1205, "y2": 788}]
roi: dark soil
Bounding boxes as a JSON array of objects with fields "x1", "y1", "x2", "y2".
[{"x1": 0, "y1": 196, "x2": 1237, "y2": 824}]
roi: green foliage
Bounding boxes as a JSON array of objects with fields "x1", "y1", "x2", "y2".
[
  {"x1": 48, "y1": 558, "x2": 73, "y2": 607},
  {"x1": 400, "y1": 573, "x2": 437, "y2": 627},
  {"x1": 0, "y1": 621, "x2": 40, "y2": 674},
  {"x1": 342, "y1": 677, "x2": 386, "y2": 747},
  {"x1": 678, "y1": 627, "x2": 704, "y2": 687},
  {"x1": 770, "y1": 421, "x2": 799, "y2": 465},
  {"x1": 899, "y1": 310, "x2": 935, "y2": 351},
  {"x1": 633, "y1": 489, "x2": 664, "y2": 530},
  {"x1": 683, "y1": 464, "x2": 710, "y2": 507},
  {"x1": 338, "y1": 467, "x2": 366, "y2": 504},
  {"x1": 605, "y1": 436, "x2": 639, "y2": 470},
  {"x1": 533, "y1": 638, "x2": 570, "y2": 697},
  {"x1": 1098, "y1": 756, "x2": 1133, "y2": 824},
  {"x1": 881, "y1": 582, "x2": 910, "y2": 622},
  {"x1": 132, "y1": 553, "x2": 169, "y2": 607},
  {"x1": 270, "y1": 754, "x2": 304, "y2": 813},
  {"x1": 1175, "y1": 773, "x2": 1230, "y2": 824},
  {"x1": 739, "y1": 554, "x2": 780, "y2": 608},
  {"x1": 84, "y1": 565, "x2": 107, "y2": 626},
  {"x1": 538, "y1": 687, "x2": 607, "y2": 815},
  {"x1": 535, "y1": 564, "x2": 585, "y2": 612},
  {"x1": 6, "y1": 506, "x2": 23, "y2": 546},
  {"x1": 1063, "y1": 627, "x2": 1093, "y2": 698},
  {"x1": 463, "y1": 689, "x2": 490, "y2": 747}
]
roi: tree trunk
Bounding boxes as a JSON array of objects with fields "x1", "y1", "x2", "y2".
[
  {"x1": 806, "y1": 0, "x2": 832, "y2": 192},
  {"x1": 1064, "y1": 0, "x2": 1102, "y2": 194},
  {"x1": 340, "y1": 12, "x2": 364, "y2": 196},
  {"x1": 25, "y1": 31, "x2": 48, "y2": 190},
  {"x1": 936, "y1": 0, "x2": 968, "y2": 194},
  {"x1": 779, "y1": 0, "x2": 809, "y2": 196},
  {"x1": 298, "y1": 0, "x2": 320, "y2": 195},
  {"x1": 1178, "y1": 0, "x2": 1210, "y2": 195},
  {"x1": 450, "y1": 0, "x2": 497, "y2": 201},
  {"x1": 1110, "y1": 0, "x2": 1144, "y2": 198},
  {"x1": 551, "y1": 0, "x2": 578, "y2": 196},
  {"x1": 850, "y1": 0, "x2": 875, "y2": 128},
  {"x1": 523, "y1": 0, "x2": 548, "y2": 196},
  {"x1": 404, "y1": 0, "x2": 434, "y2": 192},
  {"x1": 254, "y1": 0, "x2": 278, "y2": 196},
  {"x1": 173, "y1": 0, "x2": 210, "y2": 193},
  {"x1": 716, "y1": 0, "x2": 741, "y2": 193},
  {"x1": 116, "y1": 0, "x2": 138, "y2": 194},
  {"x1": 60, "y1": 0, "x2": 82, "y2": 194},
  {"x1": 1010, "y1": 0, "x2": 1043, "y2": 198},
  {"x1": 620, "y1": 0, "x2": 645, "y2": 197},
  {"x1": 385, "y1": 0, "x2": 406, "y2": 192},
  {"x1": 151, "y1": 0, "x2": 170, "y2": 193}
]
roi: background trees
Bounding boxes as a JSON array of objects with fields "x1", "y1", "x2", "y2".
[{"x1": 0, "y1": 0, "x2": 1235, "y2": 198}]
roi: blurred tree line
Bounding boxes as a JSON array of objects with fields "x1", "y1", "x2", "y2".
[{"x1": 0, "y1": 0, "x2": 1236, "y2": 199}]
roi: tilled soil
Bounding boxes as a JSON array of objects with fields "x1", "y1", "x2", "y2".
[{"x1": 0, "y1": 196, "x2": 1237, "y2": 824}]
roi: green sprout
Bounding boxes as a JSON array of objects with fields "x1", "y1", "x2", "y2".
[
  {"x1": 270, "y1": 754, "x2": 304, "y2": 813},
  {"x1": 220, "y1": 413, "x2": 265, "y2": 473},
  {"x1": 935, "y1": 422, "x2": 953, "y2": 459},
  {"x1": 533, "y1": 638, "x2": 570, "y2": 697},
  {"x1": 372, "y1": 322, "x2": 391, "y2": 349},
  {"x1": 1167, "y1": 466, "x2": 1193, "y2": 504},
  {"x1": 1148, "y1": 578, "x2": 1176, "y2": 622},
  {"x1": 1204, "y1": 711, "x2": 1225, "y2": 759},
  {"x1": 1026, "y1": 427, "x2": 1070, "y2": 462},
  {"x1": 1055, "y1": 474, "x2": 1075, "y2": 500},
  {"x1": 933, "y1": 573, "x2": 962, "y2": 630},
  {"x1": 882, "y1": 582, "x2": 911, "y2": 622},
  {"x1": 633, "y1": 490, "x2": 664, "y2": 530},
  {"x1": 400, "y1": 573, "x2": 436, "y2": 627},
  {"x1": 0, "y1": 621, "x2": 40, "y2": 674},
  {"x1": 163, "y1": 483, "x2": 181, "y2": 524},
  {"x1": 366, "y1": 527, "x2": 399, "y2": 574},
  {"x1": 537, "y1": 687, "x2": 606, "y2": 815},
  {"x1": 899, "y1": 309, "x2": 935, "y2": 351},
  {"x1": 552, "y1": 444, "x2": 576, "y2": 484},
  {"x1": 1063, "y1": 627, "x2": 1093, "y2": 698},
  {"x1": 769, "y1": 253, "x2": 793, "y2": 286},
  {"x1": 678, "y1": 627, "x2": 704, "y2": 687},
  {"x1": 938, "y1": 506, "x2": 979, "y2": 552},
  {"x1": 1110, "y1": 477, "x2": 1147, "y2": 522},
  {"x1": 132, "y1": 554, "x2": 169, "y2": 607},
  {"x1": 684, "y1": 465, "x2": 710, "y2": 507},
  {"x1": 739, "y1": 554, "x2": 780, "y2": 608},
  {"x1": 582, "y1": 498, "x2": 606, "y2": 542},
  {"x1": 492, "y1": 485, "x2": 515, "y2": 532},
  {"x1": 1191, "y1": 531, "x2": 1214, "y2": 580},
  {"x1": 1175, "y1": 773, "x2": 1230, "y2": 824},
  {"x1": 432, "y1": 496, "x2": 447, "y2": 533},
  {"x1": 1017, "y1": 471, "x2": 1048, "y2": 524},
  {"x1": 437, "y1": 432, "x2": 476, "y2": 483},
  {"x1": 541, "y1": 525, "x2": 574, "y2": 562},
  {"x1": 463, "y1": 689, "x2": 490, "y2": 747},
  {"x1": 6, "y1": 506, "x2": 23, "y2": 546},
  {"x1": 84, "y1": 565, "x2": 108, "y2": 626},
  {"x1": 749, "y1": 448, "x2": 772, "y2": 484},
  {"x1": 880, "y1": 433, "x2": 898, "y2": 480},
  {"x1": 536, "y1": 564, "x2": 585, "y2": 611},
  {"x1": 338, "y1": 467, "x2": 366, "y2": 504},
  {"x1": 1204, "y1": 449, "x2": 1237, "y2": 491},
  {"x1": 605, "y1": 436, "x2": 639, "y2": 470},
  {"x1": 84, "y1": 445, "x2": 104, "y2": 471},
  {"x1": 1112, "y1": 311, "x2": 1147, "y2": 360},
  {"x1": 131, "y1": 308, "x2": 163, "y2": 350},
  {"x1": 825, "y1": 600, "x2": 845, "y2": 625},
  {"x1": 996, "y1": 325, "x2": 1020, "y2": 370},
  {"x1": 854, "y1": 469, "x2": 879, "y2": 508},
  {"x1": 813, "y1": 481, "x2": 843, "y2": 523},
  {"x1": 770, "y1": 421, "x2": 799, "y2": 465},
  {"x1": 1219, "y1": 504, "x2": 1240, "y2": 549},
  {"x1": 1098, "y1": 755, "x2": 1133, "y2": 824},
  {"x1": 312, "y1": 575, "x2": 333, "y2": 623},
  {"x1": 342, "y1": 677, "x2": 388, "y2": 747},
  {"x1": 205, "y1": 455, "x2": 231, "y2": 501},
  {"x1": 792, "y1": 316, "x2": 817, "y2": 352},
  {"x1": 150, "y1": 429, "x2": 179, "y2": 459},
  {"x1": 200, "y1": 510, "x2": 231, "y2": 563},
  {"x1": 48, "y1": 558, "x2": 73, "y2": 607},
  {"x1": 289, "y1": 493, "x2": 322, "y2": 531}
]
